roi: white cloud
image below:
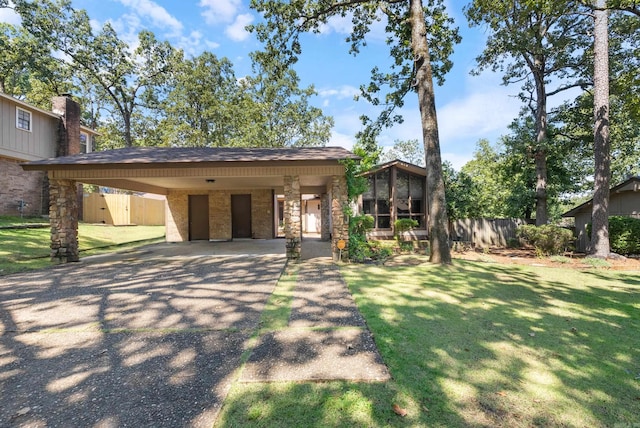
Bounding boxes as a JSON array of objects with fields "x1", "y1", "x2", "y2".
[
  {"x1": 319, "y1": 85, "x2": 359, "y2": 100},
  {"x1": 117, "y1": 0, "x2": 183, "y2": 36},
  {"x1": 225, "y1": 13, "x2": 253, "y2": 42},
  {"x1": 318, "y1": 14, "x2": 352, "y2": 35},
  {"x1": 200, "y1": 0, "x2": 240, "y2": 25},
  {"x1": 329, "y1": 131, "x2": 356, "y2": 150}
]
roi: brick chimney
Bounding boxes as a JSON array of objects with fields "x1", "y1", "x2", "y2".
[{"x1": 52, "y1": 94, "x2": 81, "y2": 157}]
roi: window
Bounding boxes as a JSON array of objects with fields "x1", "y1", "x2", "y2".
[
  {"x1": 361, "y1": 168, "x2": 426, "y2": 230},
  {"x1": 80, "y1": 132, "x2": 88, "y2": 153},
  {"x1": 16, "y1": 107, "x2": 32, "y2": 132}
]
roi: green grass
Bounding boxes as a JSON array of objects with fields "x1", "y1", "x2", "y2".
[
  {"x1": 0, "y1": 221, "x2": 165, "y2": 275},
  {"x1": 216, "y1": 258, "x2": 640, "y2": 427}
]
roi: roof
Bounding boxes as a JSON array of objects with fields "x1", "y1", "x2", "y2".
[
  {"x1": 0, "y1": 92, "x2": 99, "y2": 136},
  {"x1": 562, "y1": 176, "x2": 640, "y2": 217},
  {"x1": 360, "y1": 159, "x2": 427, "y2": 177},
  {"x1": 22, "y1": 146, "x2": 359, "y2": 170}
]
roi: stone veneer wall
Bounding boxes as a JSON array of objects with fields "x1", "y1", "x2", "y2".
[
  {"x1": 330, "y1": 175, "x2": 349, "y2": 261},
  {"x1": 165, "y1": 189, "x2": 274, "y2": 242},
  {"x1": 49, "y1": 178, "x2": 79, "y2": 262},
  {"x1": 0, "y1": 157, "x2": 45, "y2": 216},
  {"x1": 283, "y1": 176, "x2": 301, "y2": 259},
  {"x1": 320, "y1": 193, "x2": 331, "y2": 241}
]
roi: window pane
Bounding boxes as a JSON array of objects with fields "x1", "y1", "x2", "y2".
[
  {"x1": 17, "y1": 109, "x2": 31, "y2": 131},
  {"x1": 362, "y1": 199, "x2": 374, "y2": 214},
  {"x1": 362, "y1": 175, "x2": 374, "y2": 199},
  {"x1": 411, "y1": 199, "x2": 423, "y2": 214},
  {"x1": 397, "y1": 198, "x2": 410, "y2": 215},
  {"x1": 377, "y1": 199, "x2": 390, "y2": 214},
  {"x1": 376, "y1": 170, "x2": 389, "y2": 199},
  {"x1": 411, "y1": 215, "x2": 425, "y2": 228},
  {"x1": 397, "y1": 171, "x2": 409, "y2": 198},
  {"x1": 410, "y1": 175, "x2": 424, "y2": 199},
  {"x1": 80, "y1": 133, "x2": 88, "y2": 153},
  {"x1": 377, "y1": 216, "x2": 391, "y2": 229}
]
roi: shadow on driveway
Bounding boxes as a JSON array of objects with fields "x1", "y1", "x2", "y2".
[{"x1": 0, "y1": 241, "x2": 287, "y2": 427}]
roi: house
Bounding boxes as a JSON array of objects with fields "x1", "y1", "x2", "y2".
[
  {"x1": 22, "y1": 146, "x2": 358, "y2": 262},
  {"x1": 562, "y1": 176, "x2": 640, "y2": 252},
  {"x1": 357, "y1": 159, "x2": 428, "y2": 239},
  {"x1": 0, "y1": 92, "x2": 98, "y2": 216}
]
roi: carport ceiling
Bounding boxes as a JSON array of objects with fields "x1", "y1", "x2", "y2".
[{"x1": 22, "y1": 146, "x2": 359, "y2": 195}]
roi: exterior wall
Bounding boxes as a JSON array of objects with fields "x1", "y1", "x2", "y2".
[
  {"x1": 251, "y1": 189, "x2": 273, "y2": 239},
  {"x1": 166, "y1": 191, "x2": 188, "y2": 242},
  {"x1": 166, "y1": 188, "x2": 274, "y2": 242},
  {"x1": 0, "y1": 96, "x2": 58, "y2": 162},
  {"x1": 573, "y1": 191, "x2": 640, "y2": 252},
  {"x1": 302, "y1": 197, "x2": 322, "y2": 233},
  {"x1": 0, "y1": 156, "x2": 46, "y2": 215}
]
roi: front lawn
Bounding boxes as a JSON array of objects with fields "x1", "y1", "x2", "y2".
[
  {"x1": 0, "y1": 223, "x2": 165, "y2": 275},
  {"x1": 217, "y1": 259, "x2": 640, "y2": 427}
]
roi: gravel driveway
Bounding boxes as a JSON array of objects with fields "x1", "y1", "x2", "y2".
[{"x1": 0, "y1": 241, "x2": 286, "y2": 427}]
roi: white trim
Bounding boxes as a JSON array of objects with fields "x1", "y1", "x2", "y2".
[{"x1": 16, "y1": 106, "x2": 32, "y2": 132}]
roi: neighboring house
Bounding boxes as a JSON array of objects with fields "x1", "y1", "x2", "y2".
[
  {"x1": 358, "y1": 159, "x2": 428, "y2": 239},
  {"x1": 562, "y1": 176, "x2": 640, "y2": 252},
  {"x1": 22, "y1": 146, "x2": 358, "y2": 261},
  {"x1": 0, "y1": 92, "x2": 97, "y2": 216}
]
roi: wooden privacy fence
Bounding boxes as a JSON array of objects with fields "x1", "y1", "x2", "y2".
[
  {"x1": 83, "y1": 193, "x2": 165, "y2": 226},
  {"x1": 450, "y1": 218, "x2": 527, "y2": 247}
]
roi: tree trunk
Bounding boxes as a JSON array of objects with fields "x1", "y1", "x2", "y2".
[
  {"x1": 590, "y1": 0, "x2": 611, "y2": 257},
  {"x1": 409, "y1": 0, "x2": 451, "y2": 264},
  {"x1": 533, "y1": 60, "x2": 548, "y2": 226},
  {"x1": 123, "y1": 112, "x2": 133, "y2": 148}
]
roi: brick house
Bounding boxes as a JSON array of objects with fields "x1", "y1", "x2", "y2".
[
  {"x1": 22, "y1": 146, "x2": 358, "y2": 262},
  {"x1": 562, "y1": 176, "x2": 640, "y2": 252},
  {"x1": 0, "y1": 92, "x2": 98, "y2": 216}
]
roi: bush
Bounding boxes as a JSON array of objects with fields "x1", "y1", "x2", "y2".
[
  {"x1": 394, "y1": 218, "x2": 419, "y2": 236},
  {"x1": 516, "y1": 224, "x2": 574, "y2": 256},
  {"x1": 608, "y1": 216, "x2": 640, "y2": 255}
]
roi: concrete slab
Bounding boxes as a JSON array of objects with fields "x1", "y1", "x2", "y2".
[{"x1": 0, "y1": 244, "x2": 287, "y2": 427}]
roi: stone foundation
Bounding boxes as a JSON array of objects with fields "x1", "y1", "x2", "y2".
[{"x1": 49, "y1": 178, "x2": 79, "y2": 262}]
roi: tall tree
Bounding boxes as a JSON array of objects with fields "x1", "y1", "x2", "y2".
[
  {"x1": 465, "y1": 1, "x2": 591, "y2": 226},
  {"x1": 590, "y1": 0, "x2": 611, "y2": 257},
  {"x1": 15, "y1": 0, "x2": 177, "y2": 147},
  {"x1": 250, "y1": 0, "x2": 460, "y2": 263},
  {"x1": 380, "y1": 139, "x2": 425, "y2": 166}
]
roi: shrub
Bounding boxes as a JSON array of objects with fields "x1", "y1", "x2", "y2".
[
  {"x1": 608, "y1": 216, "x2": 640, "y2": 255},
  {"x1": 394, "y1": 218, "x2": 419, "y2": 236},
  {"x1": 516, "y1": 224, "x2": 574, "y2": 256}
]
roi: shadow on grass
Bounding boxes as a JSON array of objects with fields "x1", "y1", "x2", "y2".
[{"x1": 337, "y1": 260, "x2": 640, "y2": 427}]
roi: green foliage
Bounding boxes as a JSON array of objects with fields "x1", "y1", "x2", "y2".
[
  {"x1": 347, "y1": 215, "x2": 390, "y2": 263},
  {"x1": 380, "y1": 139, "x2": 425, "y2": 166},
  {"x1": 517, "y1": 224, "x2": 574, "y2": 256},
  {"x1": 588, "y1": 216, "x2": 640, "y2": 256},
  {"x1": 395, "y1": 218, "x2": 418, "y2": 234}
]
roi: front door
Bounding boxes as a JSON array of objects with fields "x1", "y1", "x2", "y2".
[
  {"x1": 188, "y1": 195, "x2": 209, "y2": 240},
  {"x1": 231, "y1": 194, "x2": 252, "y2": 238}
]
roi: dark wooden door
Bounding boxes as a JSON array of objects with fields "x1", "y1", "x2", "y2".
[
  {"x1": 231, "y1": 194, "x2": 252, "y2": 238},
  {"x1": 188, "y1": 195, "x2": 209, "y2": 240}
]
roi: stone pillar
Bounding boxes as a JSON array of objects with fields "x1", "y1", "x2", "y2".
[
  {"x1": 284, "y1": 175, "x2": 301, "y2": 260},
  {"x1": 52, "y1": 95, "x2": 81, "y2": 157},
  {"x1": 320, "y1": 193, "x2": 331, "y2": 241},
  {"x1": 49, "y1": 178, "x2": 79, "y2": 262},
  {"x1": 331, "y1": 175, "x2": 349, "y2": 261}
]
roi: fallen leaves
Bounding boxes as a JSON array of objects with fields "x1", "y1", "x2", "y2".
[{"x1": 392, "y1": 403, "x2": 408, "y2": 417}]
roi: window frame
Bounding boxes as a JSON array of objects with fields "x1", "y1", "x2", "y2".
[{"x1": 16, "y1": 107, "x2": 32, "y2": 132}]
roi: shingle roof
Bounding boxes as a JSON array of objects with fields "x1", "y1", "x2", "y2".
[
  {"x1": 562, "y1": 176, "x2": 640, "y2": 217},
  {"x1": 22, "y1": 146, "x2": 359, "y2": 169}
]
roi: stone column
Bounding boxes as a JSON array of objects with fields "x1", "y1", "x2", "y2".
[
  {"x1": 331, "y1": 175, "x2": 349, "y2": 261},
  {"x1": 284, "y1": 175, "x2": 301, "y2": 260},
  {"x1": 320, "y1": 193, "x2": 331, "y2": 241},
  {"x1": 49, "y1": 178, "x2": 79, "y2": 262}
]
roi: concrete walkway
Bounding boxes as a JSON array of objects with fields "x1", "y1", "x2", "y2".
[{"x1": 241, "y1": 258, "x2": 390, "y2": 382}]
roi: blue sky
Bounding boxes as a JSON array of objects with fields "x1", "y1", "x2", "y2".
[{"x1": 1, "y1": 0, "x2": 538, "y2": 169}]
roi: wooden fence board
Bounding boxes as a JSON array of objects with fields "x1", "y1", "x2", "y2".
[{"x1": 83, "y1": 193, "x2": 165, "y2": 225}]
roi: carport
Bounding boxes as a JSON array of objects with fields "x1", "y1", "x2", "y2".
[{"x1": 21, "y1": 146, "x2": 357, "y2": 262}]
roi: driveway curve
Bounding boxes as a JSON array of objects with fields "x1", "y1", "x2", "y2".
[{"x1": 0, "y1": 241, "x2": 286, "y2": 427}]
